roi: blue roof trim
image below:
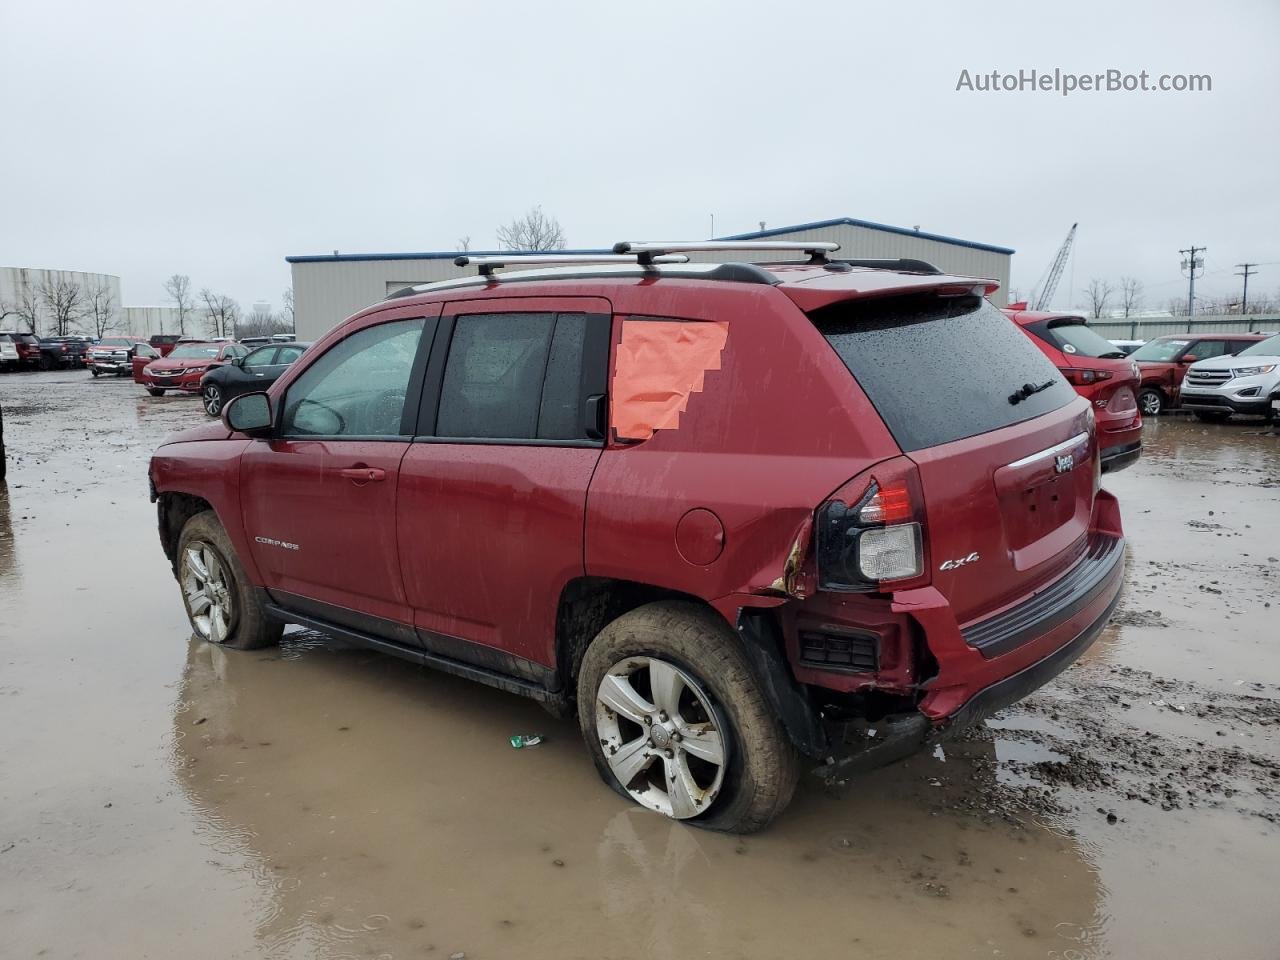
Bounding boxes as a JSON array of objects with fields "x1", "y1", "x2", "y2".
[
  {"x1": 717, "y1": 217, "x2": 1015, "y2": 255},
  {"x1": 286, "y1": 219, "x2": 1014, "y2": 263},
  {"x1": 286, "y1": 247, "x2": 614, "y2": 264}
]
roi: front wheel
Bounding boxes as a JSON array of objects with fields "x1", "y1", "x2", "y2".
[
  {"x1": 577, "y1": 601, "x2": 799, "y2": 833},
  {"x1": 176, "y1": 510, "x2": 282, "y2": 650},
  {"x1": 90, "y1": 368, "x2": 101, "y2": 378},
  {"x1": 202, "y1": 383, "x2": 223, "y2": 417},
  {"x1": 147, "y1": 387, "x2": 165, "y2": 397},
  {"x1": 1137, "y1": 388, "x2": 1164, "y2": 416}
]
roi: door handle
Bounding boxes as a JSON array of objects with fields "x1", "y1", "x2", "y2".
[{"x1": 338, "y1": 466, "x2": 386, "y2": 482}]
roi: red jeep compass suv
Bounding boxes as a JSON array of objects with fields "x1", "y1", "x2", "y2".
[
  {"x1": 149, "y1": 242, "x2": 1125, "y2": 832},
  {"x1": 1004, "y1": 305, "x2": 1142, "y2": 474}
]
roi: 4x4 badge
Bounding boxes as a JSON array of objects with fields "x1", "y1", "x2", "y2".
[
  {"x1": 1055, "y1": 453, "x2": 1074, "y2": 474},
  {"x1": 939, "y1": 552, "x2": 980, "y2": 572}
]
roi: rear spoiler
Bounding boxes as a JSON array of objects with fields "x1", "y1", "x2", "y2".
[{"x1": 780, "y1": 274, "x2": 1001, "y2": 313}]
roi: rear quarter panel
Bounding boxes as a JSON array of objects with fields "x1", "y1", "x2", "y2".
[{"x1": 584, "y1": 283, "x2": 901, "y2": 608}]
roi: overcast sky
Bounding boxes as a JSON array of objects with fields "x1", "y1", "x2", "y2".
[{"x1": 3, "y1": 0, "x2": 1277, "y2": 314}]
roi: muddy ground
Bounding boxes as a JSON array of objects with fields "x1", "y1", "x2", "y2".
[{"x1": 1, "y1": 369, "x2": 1277, "y2": 960}]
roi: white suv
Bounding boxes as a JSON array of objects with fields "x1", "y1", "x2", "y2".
[{"x1": 1180, "y1": 332, "x2": 1280, "y2": 422}]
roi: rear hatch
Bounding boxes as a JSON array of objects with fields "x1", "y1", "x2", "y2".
[
  {"x1": 1025, "y1": 315, "x2": 1139, "y2": 411},
  {"x1": 809, "y1": 292, "x2": 1096, "y2": 624}
]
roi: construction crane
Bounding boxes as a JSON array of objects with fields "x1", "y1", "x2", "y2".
[{"x1": 1030, "y1": 223, "x2": 1077, "y2": 311}]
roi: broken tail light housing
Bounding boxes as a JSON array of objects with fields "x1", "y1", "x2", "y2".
[{"x1": 816, "y1": 458, "x2": 927, "y2": 593}]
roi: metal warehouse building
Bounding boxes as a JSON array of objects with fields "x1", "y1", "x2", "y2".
[{"x1": 287, "y1": 217, "x2": 1014, "y2": 340}]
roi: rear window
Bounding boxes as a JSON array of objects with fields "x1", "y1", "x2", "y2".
[
  {"x1": 812, "y1": 294, "x2": 1073, "y2": 452},
  {"x1": 1030, "y1": 318, "x2": 1127, "y2": 359}
]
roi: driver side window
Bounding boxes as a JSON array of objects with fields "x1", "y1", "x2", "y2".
[{"x1": 281, "y1": 318, "x2": 426, "y2": 438}]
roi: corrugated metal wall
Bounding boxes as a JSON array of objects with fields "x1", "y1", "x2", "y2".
[
  {"x1": 291, "y1": 225, "x2": 1013, "y2": 340},
  {"x1": 0, "y1": 266, "x2": 122, "y2": 334},
  {"x1": 1089, "y1": 314, "x2": 1280, "y2": 339},
  {"x1": 120, "y1": 306, "x2": 183, "y2": 337}
]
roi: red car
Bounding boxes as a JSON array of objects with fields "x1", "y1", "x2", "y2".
[
  {"x1": 135, "y1": 341, "x2": 248, "y2": 396},
  {"x1": 1129, "y1": 333, "x2": 1267, "y2": 416},
  {"x1": 1003, "y1": 306, "x2": 1142, "y2": 474},
  {"x1": 149, "y1": 245, "x2": 1124, "y2": 831}
]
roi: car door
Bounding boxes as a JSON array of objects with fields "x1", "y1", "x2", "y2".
[
  {"x1": 240, "y1": 310, "x2": 438, "y2": 639},
  {"x1": 397, "y1": 297, "x2": 610, "y2": 678},
  {"x1": 225, "y1": 346, "x2": 279, "y2": 401},
  {"x1": 1181, "y1": 339, "x2": 1228, "y2": 363}
]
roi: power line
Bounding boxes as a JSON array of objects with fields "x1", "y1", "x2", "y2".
[
  {"x1": 1235, "y1": 262, "x2": 1259, "y2": 313},
  {"x1": 1179, "y1": 245, "x2": 1205, "y2": 327}
]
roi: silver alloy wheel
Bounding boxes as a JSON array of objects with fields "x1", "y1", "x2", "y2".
[
  {"x1": 181, "y1": 541, "x2": 234, "y2": 643},
  {"x1": 595, "y1": 656, "x2": 728, "y2": 820},
  {"x1": 1139, "y1": 390, "x2": 1162, "y2": 416},
  {"x1": 202, "y1": 384, "x2": 222, "y2": 416}
]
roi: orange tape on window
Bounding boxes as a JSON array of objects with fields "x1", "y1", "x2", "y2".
[{"x1": 611, "y1": 320, "x2": 729, "y2": 440}]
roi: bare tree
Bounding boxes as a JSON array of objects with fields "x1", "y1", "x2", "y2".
[
  {"x1": 2, "y1": 272, "x2": 42, "y2": 334},
  {"x1": 39, "y1": 276, "x2": 87, "y2": 336},
  {"x1": 164, "y1": 274, "x2": 194, "y2": 336},
  {"x1": 84, "y1": 279, "x2": 119, "y2": 337},
  {"x1": 281, "y1": 287, "x2": 295, "y2": 328},
  {"x1": 1118, "y1": 277, "x2": 1144, "y2": 317},
  {"x1": 456, "y1": 235, "x2": 472, "y2": 252},
  {"x1": 496, "y1": 206, "x2": 566, "y2": 251},
  {"x1": 1084, "y1": 278, "x2": 1114, "y2": 319},
  {"x1": 1165, "y1": 297, "x2": 1187, "y2": 317},
  {"x1": 199, "y1": 288, "x2": 239, "y2": 338},
  {"x1": 234, "y1": 305, "x2": 292, "y2": 340}
]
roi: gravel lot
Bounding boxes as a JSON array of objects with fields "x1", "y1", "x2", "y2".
[{"x1": 2, "y1": 369, "x2": 1278, "y2": 959}]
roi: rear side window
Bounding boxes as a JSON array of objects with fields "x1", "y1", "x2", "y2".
[
  {"x1": 813, "y1": 295, "x2": 1073, "y2": 452},
  {"x1": 436, "y1": 312, "x2": 599, "y2": 441},
  {"x1": 1029, "y1": 318, "x2": 1126, "y2": 359}
]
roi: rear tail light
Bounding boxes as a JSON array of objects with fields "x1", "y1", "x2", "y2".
[
  {"x1": 816, "y1": 459, "x2": 927, "y2": 592},
  {"x1": 1062, "y1": 368, "x2": 1113, "y2": 386}
]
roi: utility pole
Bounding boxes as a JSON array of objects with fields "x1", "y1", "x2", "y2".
[
  {"x1": 1179, "y1": 245, "x2": 1205, "y2": 332},
  {"x1": 1235, "y1": 262, "x2": 1258, "y2": 314}
]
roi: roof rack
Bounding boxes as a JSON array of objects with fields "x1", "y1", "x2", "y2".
[
  {"x1": 613, "y1": 239, "x2": 840, "y2": 265},
  {"x1": 455, "y1": 253, "x2": 689, "y2": 277}
]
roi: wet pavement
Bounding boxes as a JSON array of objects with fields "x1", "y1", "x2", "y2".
[{"x1": 1, "y1": 370, "x2": 1277, "y2": 959}]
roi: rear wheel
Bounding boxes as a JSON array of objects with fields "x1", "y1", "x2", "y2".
[
  {"x1": 1194, "y1": 410, "x2": 1230, "y2": 423},
  {"x1": 176, "y1": 510, "x2": 281, "y2": 650},
  {"x1": 1137, "y1": 388, "x2": 1164, "y2": 416},
  {"x1": 147, "y1": 387, "x2": 165, "y2": 397},
  {"x1": 576, "y1": 601, "x2": 799, "y2": 833},
  {"x1": 90, "y1": 368, "x2": 101, "y2": 378},
  {"x1": 202, "y1": 383, "x2": 223, "y2": 417}
]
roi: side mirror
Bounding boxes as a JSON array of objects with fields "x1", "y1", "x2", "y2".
[
  {"x1": 223, "y1": 392, "x2": 274, "y2": 438},
  {"x1": 231, "y1": 356, "x2": 245, "y2": 367}
]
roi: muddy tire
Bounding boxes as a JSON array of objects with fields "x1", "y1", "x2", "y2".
[
  {"x1": 576, "y1": 601, "x2": 799, "y2": 834},
  {"x1": 147, "y1": 387, "x2": 165, "y2": 397},
  {"x1": 90, "y1": 368, "x2": 101, "y2": 378},
  {"x1": 1138, "y1": 388, "x2": 1164, "y2": 417},
  {"x1": 175, "y1": 510, "x2": 281, "y2": 650},
  {"x1": 1193, "y1": 410, "x2": 1230, "y2": 423}
]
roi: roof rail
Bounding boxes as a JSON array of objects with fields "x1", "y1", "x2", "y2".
[
  {"x1": 613, "y1": 240, "x2": 840, "y2": 265},
  {"x1": 455, "y1": 252, "x2": 689, "y2": 277}
]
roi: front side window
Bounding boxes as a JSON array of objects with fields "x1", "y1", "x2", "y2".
[
  {"x1": 243, "y1": 346, "x2": 278, "y2": 368},
  {"x1": 1182, "y1": 340, "x2": 1227, "y2": 361},
  {"x1": 432, "y1": 312, "x2": 586, "y2": 440},
  {"x1": 282, "y1": 318, "x2": 425, "y2": 438}
]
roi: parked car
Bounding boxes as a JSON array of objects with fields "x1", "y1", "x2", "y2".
[
  {"x1": 87, "y1": 337, "x2": 159, "y2": 377},
  {"x1": 148, "y1": 248, "x2": 1126, "y2": 832},
  {"x1": 149, "y1": 334, "x2": 183, "y2": 357},
  {"x1": 271, "y1": 333, "x2": 297, "y2": 342},
  {"x1": 37, "y1": 336, "x2": 89, "y2": 369},
  {"x1": 0, "y1": 332, "x2": 42, "y2": 368},
  {"x1": 237, "y1": 336, "x2": 272, "y2": 348},
  {"x1": 1003, "y1": 307, "x2": 1142, "y2": 473},
  {"x1": 1129, "y1": 333, "x2": 1267, "y2": 416},
  {"x1": 0, "y1": 335, "x2": 19, "y2": 370},
  {"x1": 136, "y1": 341, "x2": 248, "y2": 396},
  {"x1": 198, "y1": 342, "x2": 310, "y2": 416},
  {"x1": 1178, "y1": 332, "x2": 1280, "y2": 422},
  {"x1": 1109, "y1": 339, "x2": 1145, "y2": 356}
]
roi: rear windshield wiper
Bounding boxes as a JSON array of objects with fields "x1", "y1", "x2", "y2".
[{"x1": 1008, "y1": 379, "x2": 1056, "y2": 405}]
